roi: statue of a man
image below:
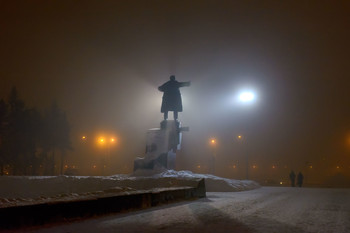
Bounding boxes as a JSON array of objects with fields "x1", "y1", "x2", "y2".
[{"x1": 158, "y1": 75, "x2": 191, "y2": 120}]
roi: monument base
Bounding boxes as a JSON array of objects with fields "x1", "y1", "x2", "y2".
[
  {"x1": 133, "y1": 120, "x2": 187, "y2": 172},
  {"x1": 133, "y1": 150, "x2": 176, "y2": 171}
]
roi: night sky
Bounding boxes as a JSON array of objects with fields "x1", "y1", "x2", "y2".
[{"x1": 1, "y1": 1, "x2": 349, "y2": 182}]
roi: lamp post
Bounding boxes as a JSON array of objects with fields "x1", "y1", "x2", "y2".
[
  {"x1": 98, "y1": 136, "x2": 116, "y2": 175},
  {"x1": 98, "y1": 137, "x2": 106, "y2": 175},
  {"x1": 237, "y1": 90, "x2": 256, "y2": 180},
  {"x1": 236, "y1": 134, "x2": 249, "y2": 179},
  {"x1": 210, "y1": 138, "x2": 217, "y2": 175},
  {"x1": 108, "y1": 137, "x2": 116, "y2": 174}
]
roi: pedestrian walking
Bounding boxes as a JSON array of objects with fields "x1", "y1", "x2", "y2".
[
  {"x1": 297, "y1": 172, "x2": 304, "y2": 187},
  {"x1": 289, "y1": 170, "x2": 296, "y2": 187}
]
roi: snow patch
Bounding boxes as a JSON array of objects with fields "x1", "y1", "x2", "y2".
[
  {"x1": 0, "y1": 170, "x2": 260, "y2": 208},
  {"x1": 148, "y1": 170, "x2": 260, "y2": 192}
]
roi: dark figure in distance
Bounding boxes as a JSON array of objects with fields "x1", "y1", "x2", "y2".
[
  {"x1": 289, "y1": 170, "x2": 296, "y2": 187},
  {"x1": 158, "y1": 75, "x2": 191, "y2": 120},
  {"x1": 297, "y1": 172, "x2": 304, "y2": 187}
]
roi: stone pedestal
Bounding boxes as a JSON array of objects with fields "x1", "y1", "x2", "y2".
[{"x1": 133, "y1": 120, "x2": 188, "y2": 171}]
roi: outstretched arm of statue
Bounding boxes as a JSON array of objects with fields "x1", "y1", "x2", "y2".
[{"x1": 180, "y1": 81, "x2": 191, "y2": 87}]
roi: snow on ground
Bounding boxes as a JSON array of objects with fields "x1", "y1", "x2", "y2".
[
  {"x1": 15, "y1": 187, "x2": 350, "y2": 233},
  {"x1": 0, "y1": 170, "x2": 259, "y2": 208}
]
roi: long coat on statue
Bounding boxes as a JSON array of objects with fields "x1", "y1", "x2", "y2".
[{"x1": 158, "y1": 79, "x2": 190, "y2": 113}]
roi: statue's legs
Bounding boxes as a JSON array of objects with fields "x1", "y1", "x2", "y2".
[
  {"x1": 174, "y1": 111, "x2": 178, "y2": 120},
  {"x1": 164, "y1": 111, "x2": 178, "y2": 120}
]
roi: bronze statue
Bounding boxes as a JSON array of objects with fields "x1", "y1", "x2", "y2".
[{"x1": 158, "y1": 75, "x2": 190, "y2": 120}]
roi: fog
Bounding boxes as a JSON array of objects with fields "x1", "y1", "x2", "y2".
[{"x1": 1, "y1": 1, "x2": 349, "y2": 185}]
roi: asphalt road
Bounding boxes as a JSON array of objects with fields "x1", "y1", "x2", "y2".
[{"x1": 12, "y1": 187, "x2": 350, "y2": 233}]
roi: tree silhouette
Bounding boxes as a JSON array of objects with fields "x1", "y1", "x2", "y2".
[
  {"x1": 0, "y1": 87, "x2": 72, "y2": 175},
  {"x1": 0, "y1": 99, "x2": 9, "y2": 175},
  {"x1": 6, "y1": 87, "x2": 27, "y2": 175},
  {"x1": 42, "y1": 102, "x2": 72, "y2": 175}
]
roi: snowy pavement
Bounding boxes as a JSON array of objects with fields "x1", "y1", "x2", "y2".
[
  {"x1": 0, "y1": 171, "x2": 259, "y2": 208},
  {"x1": 13, "y1": 187, "x2": 350, "y2": 233}
]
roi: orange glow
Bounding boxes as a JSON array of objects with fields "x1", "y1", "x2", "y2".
[
  {"x1": 252, "y1": 165, "x2": 257, "y2": 169},
  {"x1": 96, "y1": 133, "x2": 118, "y2": 146},
  {"x1": 210, "y1": 139, "x2": 216, "y2": 145},
  {"x1": 272, "y1": 165, "x2": 276, "y2": 169},
  {"x1": 237, "y1": 135, "x2": 242, "y2": 140},
  {"x1": 82, "y1": 136, "x2": 86, "y2": 140}
]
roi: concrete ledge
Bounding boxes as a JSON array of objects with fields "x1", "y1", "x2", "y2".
[{"x1": 0, "y1": 178, "x2": 206, "y2": 229}]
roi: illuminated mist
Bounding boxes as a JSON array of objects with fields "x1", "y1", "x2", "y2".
[{"x1": 1, "y1": 1, "x2": 349, "y2": 186}]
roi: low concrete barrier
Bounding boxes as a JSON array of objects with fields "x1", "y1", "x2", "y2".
[{"x1": 0, "y1": 178, "x2": 206, "y2": 229}]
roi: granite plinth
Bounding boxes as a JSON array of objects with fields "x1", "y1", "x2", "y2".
[{"x1": 133, "y1": 120, "x2": 187, "y2": 171}]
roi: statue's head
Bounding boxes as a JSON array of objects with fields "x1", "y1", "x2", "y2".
[{"x1": 170, "y1": 75, "x2": 175, "y2": 81}]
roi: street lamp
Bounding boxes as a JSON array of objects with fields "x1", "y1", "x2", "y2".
[
  {"x1": 239, "y1": 91, "x2": 255, "y2": 102},
  {"x1": 237, "y1": 90, "x2": 256, "y2": 180},
  {"x1": 209, "y1": 138, "x2": 217, "y2": 175},
  {"x1": 236, "y1": 134, "x2": 249, "y2": 179},
  {"x1": 97, "y1": 136, "x2": 117, "y2": 175},
  {"x1": 107, "y1": 137, "x2": 116, "y2": 173}
]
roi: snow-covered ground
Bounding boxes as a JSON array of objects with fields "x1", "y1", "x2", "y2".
[
  {"x1": 9, "y1": 187, "x2": 350, "y2": 233},
  {"x1": 12, "y1": 187, "x2": 350, "y2": 233},
  {"x1": 2, "y1": 171, "x2": 350, "y2": 233},
  {"x1": 0, "y1": 170, "x2": 260, "y2": 208}
]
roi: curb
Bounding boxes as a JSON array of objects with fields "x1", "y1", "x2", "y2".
[{"x1": 0, "y1": 178, "x2": 206, "y2": 229}]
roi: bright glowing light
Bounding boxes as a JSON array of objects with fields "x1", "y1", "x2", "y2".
[
  {"x1": 280, "y1": 182, "x2": 283, "y2": 185},
  {"x1": 82, "y1": 136, "x2": 86, "y2": 140},
  {"x1": 99, "y1": 138, "x2": 104, "y2": 143},
  {"x1": 237, "y1": 135, "x2": 243, "y2": 140},
  {"x1": 111, "y1": 138, "x2": 115, "y2": 142},
  {"x1": 239, "y1": 91, "x2": 255, "y2": 102},
  {"x1": 210, "y1": 139, "x2": 216, "y2": 145}
]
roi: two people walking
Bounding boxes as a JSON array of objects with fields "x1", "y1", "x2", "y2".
[{"x1": 289, "y1": 170, "x2": 304, "y2": 187}]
